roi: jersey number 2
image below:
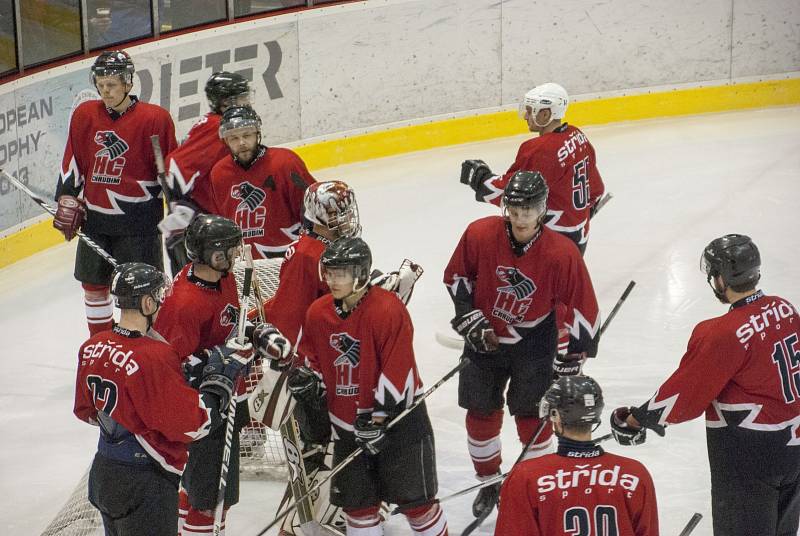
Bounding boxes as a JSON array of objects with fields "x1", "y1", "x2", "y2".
[
  {"x1": 572, "y1": 157, "x2": 590, "y2": 210},
  {"x1": 771, "y1": 333, "x2": 800, "y2": 403},
  {"x1": 565, "y1": 505, "x2": 619, "y2": 536}
]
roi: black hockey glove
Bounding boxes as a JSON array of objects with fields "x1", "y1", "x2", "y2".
[
  {"x1": 287, "y1": 366, "x2": 326, "y2": 410},
  {"x1": 451, "y1": 309, "x2": 499, "y2": 354},
  {"x1": 610, "y1": 406, "x2": 665, "y2": 446},
  {"x1": 553, "y1": 353, "x2": 586, "y2": 378},
  {"x1": 200, "y1": 339, "x2": 252, "y2": 410},
  {"x1": 354, "y1": 414, "x2": 388, "y2": 455},
  {"x1": 252, "y1": 322, "x2": 293, "y2": 368},
  {"x1": 460, "y1": 160, "x2": 494, "y2": 192}
]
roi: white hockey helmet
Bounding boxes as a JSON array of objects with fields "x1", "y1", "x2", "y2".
[
  {"x1": 519, "y1": 82, "x2": 569, "y2": 121},
  {"x1": 303, "y1": 181, "x2": 361, "y2": 238}
]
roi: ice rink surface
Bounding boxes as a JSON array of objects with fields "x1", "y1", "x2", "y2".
[{"x1": 2, "y1": 106, "x2": 799, "y2": 535}]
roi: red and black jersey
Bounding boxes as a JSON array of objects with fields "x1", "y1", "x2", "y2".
[
  {"x1": 263, "y1": 232, "x2": 331, "y2": 344},
  {"x1": 635, "y1": 291, "x2": 800, "y2": 444},
  {"x1": 298, "y1": 287, "x2": 424, "y2": 431},
  {"x1": 152, "y1": 264, "x2": 240, "y2": 361},
  {"x1": 165, "y1": 113, "x2": 228, "y2": 213},
  {"x1": 56, "y1": 97, "x2": 177, "y2": 236},
  {"x1": 74, "y1": 326, "x2": 213, "y2": 474},
  {"x1": 444, "y1": 217, "x2": 600, "y2": 354},
  {"x1": 478, "y1": 124, "x2": 604, "y2": 247},
  {"x1": 496, "y1": 442, "x2": 659, "y2": 536},
  {"x1": 208, "y1": 146, "x2": 316, "y2": 259}
]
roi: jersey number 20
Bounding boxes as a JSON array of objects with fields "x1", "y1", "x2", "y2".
[
  {"x1": 565, "y1": 505, "x2": 619, "y2": 536},
  {"x1": 572, "y1": 157, "x2": 590, "y2": 210}
]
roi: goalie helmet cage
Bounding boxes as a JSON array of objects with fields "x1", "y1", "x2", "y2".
[{"x1": 41, "y1": 258, "x2": 288, "y2": 536}]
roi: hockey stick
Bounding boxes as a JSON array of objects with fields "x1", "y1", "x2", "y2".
[
  {"x1": 254, "y1": 358, "x2": 472, "y2": 536},
  {"x1": 590, "y1": 192, "x2": 613, "y2": 220},
  {"x1": 0, "y1": 169, "x2": 118, "y2": 267},
  {"x1": 151, "y1": 135, "x2": 190, "y2": 271},
  {"x1": 213, "y1": 245, "x2": 254, "y2": 536},
  {"x1": 678, "y1": 513, "x2": 703, "y2": 536}
]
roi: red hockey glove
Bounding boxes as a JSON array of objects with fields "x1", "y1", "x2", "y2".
[
  {"x1": 53, "y1": 195, "x2": 86, "y2": 241},
  {"x1": 253, "y1": 322, "x2": 293, "y2": 368}
]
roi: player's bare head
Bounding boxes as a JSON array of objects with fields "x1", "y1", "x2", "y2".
[
  {"x1": 111, "y1": 262, "x2": 172, "y2": 322},
  {"x1": 220, "y1": 105, "x2": 262, "y2": 165},
  {"x1": 92, "y1": 50, "x2": 135, "y2": 108},
  {"x1": 701, "y1": 234, "x2": 761, "y2": 303},
  {"x1": 519, "y1": 83, "x2": 568, "y2": 131},
  {"x1": 319, "y1": 237, "x2": 372, "y2": 299},
  {"x1": 304, "y1": 181, "x2": 361, "y2": 239},
  {"x1": 206, "y1": 71, "x2": 252, "y2": 114},
  {"x1": 540, "y1": 375, "x2": 604, "y2": 439},
  {"x1": 502, "y1": 171, "x2": 548, "y2": 236},
  {"x1": 186, "y1": 214, "x2": 243, "y2": 275}
]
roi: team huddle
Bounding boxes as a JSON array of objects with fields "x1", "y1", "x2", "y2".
[{"x1": 56, "y1": 50, "x2": 799, "y2": 536}]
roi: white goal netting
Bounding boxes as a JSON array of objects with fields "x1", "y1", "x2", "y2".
[{"x1": 42, "y1": 258, "x2": 288, "y2": 536}]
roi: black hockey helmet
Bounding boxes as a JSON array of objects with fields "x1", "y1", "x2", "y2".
[
  {"x1": 701, "y1": 234, "x2": 761, "y2": 288},
  {"x1": 185, "y1": 214, "x2": 243, "y2": 269},
  {"x1": 319, "y1": 237, "x2": 372, "y2": 289},
  {"x1": 205, "y1": 71, "x2": 251, "y2": 114},
  {"x1": 502, "y1": 170, "x2": 548, "y2": 209},
  {"x1": 111, "y1": 262, "x2": 172, "y2": 310},
  {"x1": 219, "y1": 105, "x2": 262, "y2": 139},
  {"x1": 91, "y1": 50, "x2": 135, "y2": 86},
  {"x1": 539, "y1": 375, "x2": 604, "y2": 426}
]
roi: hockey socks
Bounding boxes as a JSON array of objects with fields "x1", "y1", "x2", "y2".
[
  {"x1": 466, "y1": 410, "x2": 503, "y2": 477},
  {"x1": 405, "y1": 502, "x2": 448, "y2": 536},
  {"x1": 344, "y1": 506, "x2": 382, "y2": 535},
  {"x1": 178, "y1": 488, "x2": 228, "y2": 536},
  {"x1": 515, "y1": 415, "x2": 553, "y2": 461},
  {"x1": 82, "y1": 283, "x2": 113, "y2": 335}
]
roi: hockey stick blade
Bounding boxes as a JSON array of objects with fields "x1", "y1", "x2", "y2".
[
  {"x1": 678, "y1": 513, "x2": 703, "y2": 536},
  {"x1": 435, "y1": 331, "x2": 464, "y2": 350},
  {"x1": 0, "y1": 169, "x2": 118, "y2": 267}
]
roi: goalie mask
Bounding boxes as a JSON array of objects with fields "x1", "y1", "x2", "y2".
[
  {"x1": 519, "y1": 82, "x2": 569, "y2": 126},
  {"x1": 701, "y1": 234, "x2": 761, "y2": 302},
  {"x1": 319, "y1": 237, "x2": 372, "y2": 295},
  {"x1": 185, "y1": 214, "x2": 243, "y2": 274},
  {"x1": 205, "y1": 71, "x2": 252, "y2": 114},
  {"x1": 111, "y1": 262, "x2": 172, "y2": 315},
  {"x1": 539, "y1": 375, "x2": 604, "y2": 427},
  {"x1": 501, "y1": 170, "x2": 548, "y2": 226},
  {"x1": 303, "y1": 181, "x2": 361, "y2": 238}
]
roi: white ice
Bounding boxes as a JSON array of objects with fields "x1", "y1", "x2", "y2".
[{"x1": 2, "y1": 106, "x2": 799, "y2": 536}]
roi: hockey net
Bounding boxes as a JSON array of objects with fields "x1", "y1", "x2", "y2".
[{"x1": 42, "y1": 258, "x2": 288, "y2": 536}]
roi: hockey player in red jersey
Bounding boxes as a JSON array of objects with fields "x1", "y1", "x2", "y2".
[
  {"x1": 496, "y1": 375, "x2": 659, "y2": 535},
  {"x1": 54, "y1": 50, "x2": 177, "y2": 336},
  {"x1": 460, "y1": 83, "x2": 604, "y2": 254},
  {"x1": 287, "y1": 237, "x2": 449, "y2": 536},
  {"x1": 611, "y1": 234, "x2": 800, "y2": 536},
  {"x1": 443, "y1": 170, "x2": 600, "y2": 520},
  {"x1": 74, "y1": 262, "x2": 250, "y2": 536},
  {"x1": 158, "y1": 71, "x2": 252, "y2": 274},
  {"x1": 208, "y1": 105, "x2": 316, "y2": 259},
  {"x1": 152, "y1": 214, "x2": 289, "y2": 536}
]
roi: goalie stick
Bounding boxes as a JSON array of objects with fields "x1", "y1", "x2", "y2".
[
  {"x1": 1, "y1": 169, "x2": 118, "y2": 267},
  {"x1": 255, "y1": 357, "x2": 472, "y2": 536},
  {"x1": 213, "y1": 244, "x2": 255, "y2": 535}
]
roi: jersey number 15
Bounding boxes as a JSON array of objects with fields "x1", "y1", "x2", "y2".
[{"x1": 772, "y1": 333, "x2": 800, "y2": 403}]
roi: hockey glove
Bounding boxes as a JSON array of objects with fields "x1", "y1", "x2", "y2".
[
  {"x1": 354, "y1": 414, "x2": 388, "y2": 455},
  {"x1": 287, "y1": 366, "x2": 326, "y2": 410},
  {"x1": 370, "y1": 259, "x2": 425, "y2": 305},
  {"x1": 460, "y1": 159, "x2": 494, "y2": 191},
  {"x1": 200, "y1": 340, "x2": 253, "y2": 410},
  {"x1": 253, "y1": 322, "x2": 293, "y2": 367},
  {"x1": 53, "y1": 195, "x2": 86, "y2": 241},
  {"x1": 553, "y1": 353, "x2": 586, "y2": 378},
  {"x1": 451, "y1": 309, "x2": 499, "y2": 354},
  {"x1": 610, "y1": 407, "x2": 651, "y2": 446}
]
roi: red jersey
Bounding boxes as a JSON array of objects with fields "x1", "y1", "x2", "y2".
[
  {"x1": 153, "y1": 264, "x2": 240, "y2": 360},
  {"x1": 263, "y1": 232, "x2": 331, "y2": 344},
  {"x1": 208, "y1": 146, "x2": 316, "y2": 259},
  {"x1": 444, "y1": 217, "x2": 600, "y2": 353},
  {"x1": 299, "y1": 287, "x2": 424, "y2": 431},
  {"x1": 74, "y1": 326, "x2": 213, "y2": 474},
  {"x1": 636, "y1": 291, "x2": 800, "y2": 443},
  {"x1": 480, "y1": 124, "x2": 604, "y2": 246},
  {"x1": 56, "y1": 97, "x2": 177, "y2": 236},
  {"x1": 165, "y1": 113, "x2": 228, "y2": 213},
  {"x1": 496, "y1": 444, "x2": 659, "y2": 536}
]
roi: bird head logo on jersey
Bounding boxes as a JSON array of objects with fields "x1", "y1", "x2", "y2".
[
  {"x1": 231, "y1": 181, "x2": 267, "y2": 239},
  {"x1": 330, "y1": 332, "x2": 360, "y2": 396},
  {"x1": 492, "y1": 266, "x2": 536, "y2": 323},
  {"x1": 219, "y1": 303, "x2": 240, "y2": 338},
  {"x1": 91, "y1": 131, "x2": 130, "y2": 184}
]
